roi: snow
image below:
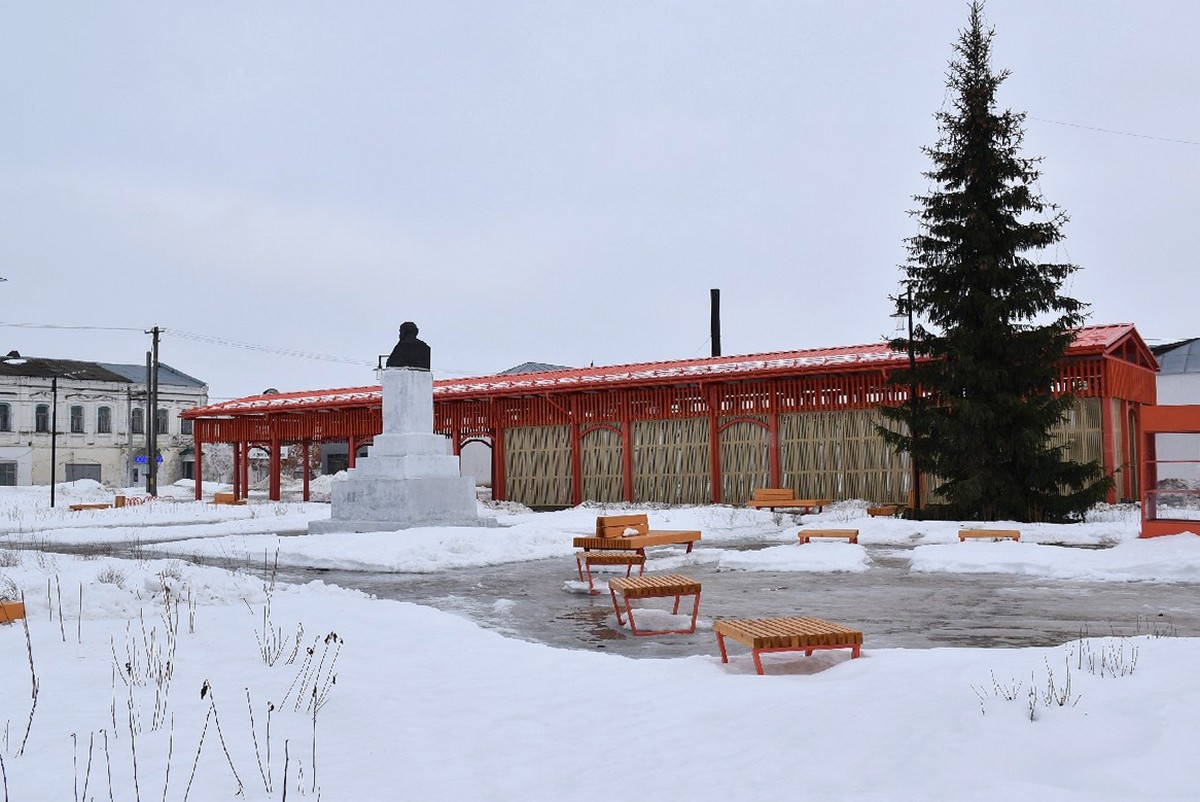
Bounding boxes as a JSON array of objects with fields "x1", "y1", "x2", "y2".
[{"x1": 2, "y1": 483, "x2": 1200, "y2": 799}]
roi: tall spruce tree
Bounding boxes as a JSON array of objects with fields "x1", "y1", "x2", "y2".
[{"x1": 880, "y1": 1, "x2": 1111, "y2": 522}]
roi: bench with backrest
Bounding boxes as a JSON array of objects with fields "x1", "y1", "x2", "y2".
[
  {"x1": 798, "y1": 528, "x2": 859, "y2": 545},
  {"x1": 746, "y1": 489, "x2": 832, "y2": 514},
  {"x1": 572, "y1": 514, "x2": 701, "y2": 555},
  {"x1": 958, "y1": 528, "x2": 1021, "y2": 542}
]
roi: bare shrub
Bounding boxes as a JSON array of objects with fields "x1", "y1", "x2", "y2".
[
  {"x1": 0, "y1": 549, "x2": 20, "y2": 567},
  {"x1": 96, "y1": 565, "x2": 128, "y2": 589}
]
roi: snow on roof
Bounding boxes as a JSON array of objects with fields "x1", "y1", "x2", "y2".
[{"x1": 185, "y1": 324, "x2": 1140, "y2": 418}]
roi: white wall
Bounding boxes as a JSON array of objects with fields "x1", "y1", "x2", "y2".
[{"x1": 1154, "y1": 373, "x2": 1200, "y2": 486}]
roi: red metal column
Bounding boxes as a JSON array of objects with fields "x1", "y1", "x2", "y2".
[
  {"x1": 1101, "y1": 396, "x2": 1117, "y2": 504},
  {"x1": 621, "y1": 399, "x2": 634, "y2": 503},
  {"x1": 348, "y1": 435, "x2": 358, "y2": 469},
  {"x1": 193, "y1": 429, "x2": 204, "y2": 501},
  {"x1": 768, "y1": 408, "x2": 781, "y2": 489},
  {"x1": 269, "y1": 438, "x2": 282, "y2": 501},
  {"x1": 232, "y1": 442, "x2": 241, "y2": 500},
  {"x1": 302, "y1": 439, "x2": 311, "y2": 502},
  {"x1": 240, "y1": 443, "x2": 249, "y2": 499},
  {"x1": 570, "y1": 396, "x2": 582, "y2": 507},
  {"x1": 492, "y1": 428, "x2": 506, "y2": 502},
  {"x1": 707, "y1": 385, "x2": 722, "y2": 504}
]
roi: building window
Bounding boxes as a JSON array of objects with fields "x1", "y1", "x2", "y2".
[
  {"x1": 97, "y1": 406, "x2": 112, "y2": 434},
  {"x1": 35, "y1": 404, "x2": 50, "y2": 433},
  {"x1": 70, "y1": 405, "x2": 84, "y2": 434},
  {"x1": 0, "y1": 461, "x2": 15, "y2": 486},
  {"x1": 0, "y1": 403, "x2": 10, "y2": 432},
  {"x1": 156, "y1": 408, "x2": 170, "y2": 436},
  {"x1": 131, "y1": 408, "x2": 144, "y2": 435},
  {"x1": 180, "y1": 416, "x2": 193, "y2": 435}
]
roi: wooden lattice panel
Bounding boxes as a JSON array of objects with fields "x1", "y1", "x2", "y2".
[
  {"x1": 1048, "y1": 397, "x2": 1103, "y2": 468},
  {"x1": 505, "y1": 425, "x2": 572, "y2": 507},
  {"x1": 719, "y1": 417, "x2": 770, "y2": 505},
  {"x1": 580, "y1": 424, "x2": 624, "y2": 503},
  {"x1": 780, "y1": 409, "x2": 910, "y2": 503},
  {"x1": 632, "y1": 418, "x2": 711, "y2": 504}
]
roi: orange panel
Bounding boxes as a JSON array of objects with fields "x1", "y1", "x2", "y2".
[{"x1": 1142, "y1": 405, "x2": 1200, "y2": 434}]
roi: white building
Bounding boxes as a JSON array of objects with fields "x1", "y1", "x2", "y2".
[{"x1": 0, "y1": 354, "x2": 208, "y2": 488}]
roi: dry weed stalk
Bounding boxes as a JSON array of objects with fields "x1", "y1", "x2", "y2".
[{"x1": 16, "y1": 593, "x2": 38, "y2": 757}]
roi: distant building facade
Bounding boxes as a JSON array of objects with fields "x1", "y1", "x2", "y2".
[
  {"x1": 1151, "y1": 338, "x2": 1200, "y2": 486},
  {"x1": 1153, "y1": 339, "x2": 1200, "y2": 406},
  {"x1": 0, "y1": 355, "x2": 208, "y2": 487}
]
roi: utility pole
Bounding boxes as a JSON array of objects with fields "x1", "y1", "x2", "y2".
[
  {"x1": 145, "y1": 326, "x2": 161, "y2": 496},
  {"x1": 50, "y1": 377, "x2": 58, "y2": 507}
]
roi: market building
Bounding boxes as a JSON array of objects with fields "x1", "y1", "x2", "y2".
[{"x1": 183, "y1": 323, "x2": 1156, "y2": 509}]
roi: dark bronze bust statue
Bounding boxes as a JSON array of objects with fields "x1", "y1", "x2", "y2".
[{"x1": 386, "y1": 321, "x2": 431, "y2": 370}]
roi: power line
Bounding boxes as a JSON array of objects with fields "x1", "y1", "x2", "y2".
[
  {"x1": 164, "y1": 329, "x2": 377, "y2": 367},
  {"x1": 0, "y1": 321, "x2": 144, "y2": 333},
  {"x1": 1029, "y1": 116, "x2": 1200, "y2": 147}
]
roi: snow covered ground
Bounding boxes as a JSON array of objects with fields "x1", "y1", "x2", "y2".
[{"x1": 2, "y1": 481, "x2": 1199, "y2": 800}]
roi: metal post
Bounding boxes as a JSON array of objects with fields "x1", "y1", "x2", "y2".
[
  {"x1": 906, "y1": 287, "x2": 921, "y2": 517},
  {"x1": 50, "y1": 377, "x2": 58, "y2": 508},
  {"x1": 148, "y1": 326, "x2": 160, "y2": 496}
]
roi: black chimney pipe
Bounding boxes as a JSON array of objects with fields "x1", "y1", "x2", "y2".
[{"x1": 710, "y1": 288, "x2": 721, "y2": 357}]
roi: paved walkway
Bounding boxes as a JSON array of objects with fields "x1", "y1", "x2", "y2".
[{"x1": 273, "y1": 543, "x2": 1200, "y2": 660}]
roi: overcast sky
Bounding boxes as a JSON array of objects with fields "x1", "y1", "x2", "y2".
[{"x1": 1, "y1": 1, "x2": 1195, "y2": 401}]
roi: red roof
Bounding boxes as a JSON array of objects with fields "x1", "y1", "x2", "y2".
[{"x1": 184, "y1": 324, "x2": 1142, "y2": 418}]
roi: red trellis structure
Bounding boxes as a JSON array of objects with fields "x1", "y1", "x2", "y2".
[{"x1": 182, "y1": 324, "x2": 1158, "y2": 508}]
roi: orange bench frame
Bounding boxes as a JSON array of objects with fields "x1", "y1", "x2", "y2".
[{"x1": 575, "y1": 550, "x2": 645, "y2": 595}]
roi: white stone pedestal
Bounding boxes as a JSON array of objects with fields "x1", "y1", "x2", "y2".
[{"x1": 308, "y1": 369, "x2": 496, "y2": 533}]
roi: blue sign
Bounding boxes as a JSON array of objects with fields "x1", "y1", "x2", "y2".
[{"x1": 134, "y1": 455, "x2": 163, "y2": 464}]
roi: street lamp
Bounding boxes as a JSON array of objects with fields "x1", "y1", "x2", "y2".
[{"x1": 893, "y1": 286, "x2": 921, "y2": 518}]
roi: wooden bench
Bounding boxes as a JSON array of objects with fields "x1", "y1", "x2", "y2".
[
  {"x1": 608, "y1": 574, "x2": 702, "y2": 636},
  {"x1": 213, "y1": 492, "x2": 247, "y2": 506},
  {"x1": 746, "y1": 489, "x2": 832, "y2": 514},
  {"x1": 714, "y1": 616, "x2": 863, "y2": 675},
  {"x1": 68, "y1": 503, "x2": 112, "y2": 511},
  {"x1": 798, "y1": 528, "x2": 859, "y2": 544},
  {"x1": 0, "y1": 600, "x2": 25, "y2": 625},
  {"x1": 572, "y1": 514, "x2": 701, "y2": 556},
  {"x1": 575, "y1": 550, "x2": 645, "y2": 595},
  {"x1": 958, "y1": 529, "x2": 1021, "y2": 542},
  {"x1": 867, "y1": 505, "x2": 901, "y2": 518}
]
